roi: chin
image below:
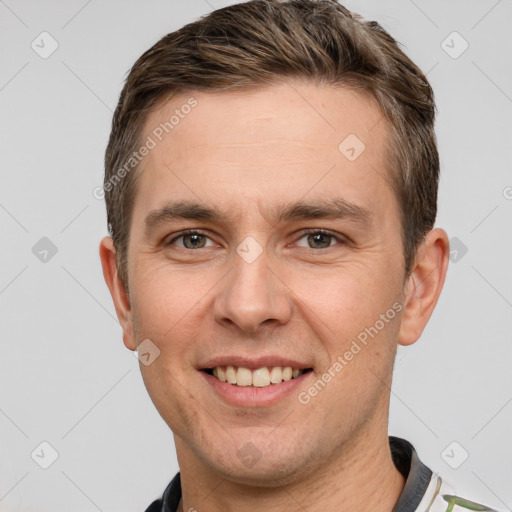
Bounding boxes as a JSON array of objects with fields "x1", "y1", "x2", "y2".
[
  {"x1": 211, "y1": 456, "x2": 310, "y2": 488},
  {"x1": 196, "y1": 431, "x2": 320, "y2": 488}
]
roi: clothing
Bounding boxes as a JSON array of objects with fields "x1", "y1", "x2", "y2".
[{"x1": 144, "y1": 436, "x2": 499, "y2": 512}]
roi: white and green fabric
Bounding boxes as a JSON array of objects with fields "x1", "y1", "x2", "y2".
[{"x1": 416, "y1": 476, "x2": 498, "y2": 511}]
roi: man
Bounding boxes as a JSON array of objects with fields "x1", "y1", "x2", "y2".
[{"x1": 99, "y1": 1, "x2": 500, "y2": 510}]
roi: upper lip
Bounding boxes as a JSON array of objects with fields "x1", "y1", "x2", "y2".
[{"x1": 198, "y1": 355, "x2": 312, "y2": 370}]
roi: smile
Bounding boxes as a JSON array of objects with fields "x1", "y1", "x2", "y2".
[{"x1": 204, "y1": 365, "x2": 313, "y2": 387}]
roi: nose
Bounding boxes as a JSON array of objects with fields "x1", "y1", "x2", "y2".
[{"x1": 213, "y1": 242, "x2": 292, "y2": 334}]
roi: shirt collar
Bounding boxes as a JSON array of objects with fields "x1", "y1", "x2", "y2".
[{"x1": 389, "y1": 436, "x2": 433, "y2": 511}]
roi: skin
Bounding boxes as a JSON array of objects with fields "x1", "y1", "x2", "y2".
[{"x1": 100, "y1": 80, "x2": 449, "y2": 511}]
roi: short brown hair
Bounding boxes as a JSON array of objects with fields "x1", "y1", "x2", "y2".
[{"x1": 104, "y1": 0, "x2": 438, "y2": 290}]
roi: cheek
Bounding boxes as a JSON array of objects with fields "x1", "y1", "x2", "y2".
[
  {"x1": 289, "y1": 262, "x2": 403, "y2": 390},
  {"x1": 139, "y1": 358, "x2": 205, "y2": 440},
  {"x1": 130, "y1": 260, "x2": 212, "y2": 341},
  {"x1": 130, "y1": 267, "x2": 209, "y2": 434},
  {"x1": 295, "y1": 261, "x2": 400, "y2": 330}
]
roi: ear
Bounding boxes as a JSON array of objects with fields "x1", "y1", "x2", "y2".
[
  {"x1": 99, "y1": 236, "x2": 136, "y2": 351},
  {"x1": 398, "y1": 228, "x2": 450, "y2": 346}
]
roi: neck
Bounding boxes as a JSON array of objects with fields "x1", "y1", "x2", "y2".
[{"x1": 175, "y1": 429, "x2": 405, "y2": 512}]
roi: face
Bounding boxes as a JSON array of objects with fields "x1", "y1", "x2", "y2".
[{"x1": 111, "y1": 81, "x2": 413, "y2": 484}]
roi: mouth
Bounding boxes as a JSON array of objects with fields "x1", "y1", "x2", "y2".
[{"x1": 202, "y1": 365, "x2": 314, "y2": 388}]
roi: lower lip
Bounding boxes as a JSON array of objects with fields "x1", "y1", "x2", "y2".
[{"x1": 201, "y1": 371, "x2": 311, "y2": 407}]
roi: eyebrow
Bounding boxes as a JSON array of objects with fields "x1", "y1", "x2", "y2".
[
  {"x1": 144, "y1": 197, "x2": 373, "y2": 235},
  {"x1": 275, "y1": 198, "x2": 372, "y2": 226}
]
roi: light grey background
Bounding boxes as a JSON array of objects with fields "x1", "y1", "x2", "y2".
[{"x1": 1, "y1": 0, "x2": 511, "y2": 510}]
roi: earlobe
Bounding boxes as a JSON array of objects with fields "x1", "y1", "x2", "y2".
[
  {"x1": 99, "y1": 236, "x2": 136, "y2": 351},
  {"x1": 397, "y1": 228, "x2": 450, "y2": 347}
]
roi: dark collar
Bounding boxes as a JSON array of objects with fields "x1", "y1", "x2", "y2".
[
  {"x1": 146, "y1": 436, "x2": 432, "y2": 512},
  {"x1": 390, "y1": 436, "x2": 433, "y2": 511}
]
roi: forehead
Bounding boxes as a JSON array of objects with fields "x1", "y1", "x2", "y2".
[{"x1": 133, "y1": 80, "x2": 394, "y2": 226}]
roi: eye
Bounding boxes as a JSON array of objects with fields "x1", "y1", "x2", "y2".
[
  {"x1": 294, "y1": 229, "x2": 345, "y2": 249},
  {"x1": 167, "y1": 230, "x2": 216, "y2": 249}
]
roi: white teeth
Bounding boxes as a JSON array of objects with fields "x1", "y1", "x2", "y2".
[
  {"x1": 252, "y1": 367, "x2": 271, "y2": 387},
  {"x1": 217, "y1": 366, "x2": 226, "y2": 382},
  {"x1": 226, "y1": 365, "x2": 237, "y2": 384},
  {"x1": 270, "y1": 366, "x2": 283, "y2": 384},
  {"x1": 210, "y1": 365, "x2": 307, "y2": 387},
  {"x1": 236, "y1": 367, "x2": 252, "y2": 386}
]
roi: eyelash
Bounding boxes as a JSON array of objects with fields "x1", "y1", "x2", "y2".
[{"x1": 166, "y1": 228, "x2": 346, "y2": 250}]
